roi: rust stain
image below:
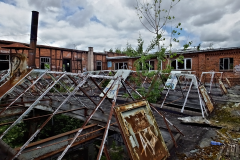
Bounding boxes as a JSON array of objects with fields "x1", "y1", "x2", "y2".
[
  {"x1": 0, "y1": 69, "x2": 32, "y2": 98},
  {"x1": 115, "y1": 100, "x2": 169, "y2": 160},
  {"x1": 225, "y1": 78, "x2": 231, "y2": 88},
  {"x1": 199, "y1": 85, "x2": 214, "y2": 113},
  {"x1": 219, "y1": 79, "x2": 228, "y2": 94}
]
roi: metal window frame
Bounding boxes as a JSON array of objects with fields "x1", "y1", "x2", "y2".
[
  {"x1": 40, "y1": 57, "x2": 51, "y2": 69},
  {"x1": 171, "y1": 58, "x2": 192, "y2": 70},
  {"x1": 219, "y1": 57, "x2": 233, "y2": 70},
  {"x1": 114, "y1": 62, "x2": 128, "y2": 70},
  {"x1": 96, "y1": 61, "x2": 102, "y2": 70}
]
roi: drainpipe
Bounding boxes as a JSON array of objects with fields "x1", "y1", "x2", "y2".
[
  {"x1": 88, "y1": 47, "x2": 94, "y2": 71},
  {"x1": 28, "y1": 11, "x2": 39, "y2": 68}
]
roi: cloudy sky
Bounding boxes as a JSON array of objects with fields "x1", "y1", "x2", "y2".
[{"x1": 0, "y1": 0, "x2": 240, "y2": 52}]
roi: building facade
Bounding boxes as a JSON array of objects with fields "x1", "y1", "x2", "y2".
[{"x1": 0, "y1": 39, "x2": 240, "y2": 84}]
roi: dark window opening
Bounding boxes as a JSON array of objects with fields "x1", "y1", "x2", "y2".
[
  {"x1": 0, "y1": 54, "x2": 9, "y2": 71},
  {"x1": 96, "y1": 61, "x2": 102, "y2": 70},
  {"x1": 114, "y1": 62, "x2": 128, "y2": 70},
  {"x1": 171, "y1": 60, "x2": 176, "y2": 69},
  {"x1": 220, "y1": 58, "x2": 233, "y2": 70},
  {"x1": 148, "y1": 61, "x2": 154, "y2": 70},
  {"x1": 177, "y1": 61, "x2": 184, "y2": 69},
  {"x1": 63, "y1": 59, "x2": 71, "y2": 72},
  {"x1": 186, "y1": 59, "x2": 191, "y2": 69}
]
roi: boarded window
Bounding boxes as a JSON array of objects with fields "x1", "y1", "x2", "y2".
[{"x1": 220, "y1": 58, "x2": 233, "y2": 70}]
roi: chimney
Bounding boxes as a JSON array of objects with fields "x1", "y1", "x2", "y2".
[
  {"x1": 87, "y1": 47, "x2": 94, "y2": 71},
  {"x1": 28, "y1": 11, "x2": 39, "y2": 68}
]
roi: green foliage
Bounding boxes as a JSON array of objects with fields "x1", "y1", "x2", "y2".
[
  {"x1": 109, "y1": 48, "x2": 113, "y2": 52},
  {"x1": 44, "y1": 63, "x2": 50, "y2": 69},
  {"x1": 37, "y1": 114, "x2": 83, "y2": 140},
  {"x1": 115, "y1": 48, "x2": 122, "y2": 54},
  {"x1": 0, "y1": 121, "x2": 27, "y2": 148},
  {"x1": 0, "y1": 114, "x2": 83, "y2": 148}
]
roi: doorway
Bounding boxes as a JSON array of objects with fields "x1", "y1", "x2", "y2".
[{"x1": 63, "y1": 59, "x2": 71, "y2": 72}]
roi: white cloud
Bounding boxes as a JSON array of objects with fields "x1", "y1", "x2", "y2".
[{"x1": 0, "y1": 0, "x2": 240, "y2": 52}]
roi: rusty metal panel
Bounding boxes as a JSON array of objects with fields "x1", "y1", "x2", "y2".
[
  {"x1": 225, "y1": 78, "x2": 231, "y2": 88},
  {"x1": 114, "y1": 100, "x2": 169, "y2": 160},
  {"x1": 199, "y1": 85, "x2": 214, "y2": 113},
  {"x1": 0, "y1": 69, "x2": 33, "y2": 99},
  {"x1": 219, "y1": 79, "x2": 228, "y2": 94}
]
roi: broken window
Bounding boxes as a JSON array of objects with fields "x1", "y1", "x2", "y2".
[
  {"x1": 220, "y1": 58, "x2": 233, "y2": 70},
  {"x1": 114, "y1": 62, "x2": 128, "y2": 70},
  {"x1": 177, "y1": 61, "x2": 184, "y2": 69},
  {"x1": 40, "y1": 57, "x2": 50, "y2": 69},
  {"x1": 96, "y1": 61, "x2": 102, "y2": 70},
  {"x1": 171, "y1": 58, "x2": 192, "y2": 70},
  {"x1": 171, "y1": 60, "x2": 176, "y2": 69},
  {"x1": 186, "y1": 59, "x2": 192, "y2": 69},
  {"x1": 148, "y1": 61, "x2": 154, "y2": 70}
]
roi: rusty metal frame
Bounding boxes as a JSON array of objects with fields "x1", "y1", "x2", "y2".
[
  {"x1": 114, "y1": 100, "x2": 170, "y2": 160},
  {"x1": 0, "y1": 69, "x2": 184, "y2": 160}
]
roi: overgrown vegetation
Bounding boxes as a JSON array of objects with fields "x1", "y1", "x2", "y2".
[
  {"x1": 101, "y1": 141, "x2": 125, "y2": 160},
  {"x1": 109, "y1": 0, "x2": 192, "y2": 103},
  {"x1": 0, "y1": 114, "x2": 83, "y2": 148}
]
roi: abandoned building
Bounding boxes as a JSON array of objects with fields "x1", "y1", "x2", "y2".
[
  {"x1": 1, "y1": 39, "x2": 240, "y2": 84},
  {"x1": 0, "y1": 11, "x2": 240, "y2": 160}
]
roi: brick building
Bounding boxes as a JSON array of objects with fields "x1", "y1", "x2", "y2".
[{"x1": 0, "y1": 39, "x2": 240, "y2": 83}]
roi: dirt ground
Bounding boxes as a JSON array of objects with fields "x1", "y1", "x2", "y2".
[{"x1": 153, "y1": 102, "x2": 240, "y2": 160}]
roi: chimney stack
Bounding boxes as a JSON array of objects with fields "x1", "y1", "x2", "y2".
[
  {"x1": 28, "y1": 11, "x2": 39, "y2": 68},
  {"x1": 88, "y1": 47, "x2": 94, "y2": 71}
]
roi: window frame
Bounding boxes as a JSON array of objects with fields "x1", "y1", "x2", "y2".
[
  {"x1": 171, "y1": 58, "x2": 192, "y2": 70},
  {"x1": 114, "y1": 62, "x2": 128, "y2": 70},
  {"x1": 219, "y1": 58, "x2": 233, "y2": 71},
  {"x1": 96, "y1": 61, "x2": 102, "y2": 70},
  {"x1": 40, "y1": 57, "x2": 51, "y2": 70}
]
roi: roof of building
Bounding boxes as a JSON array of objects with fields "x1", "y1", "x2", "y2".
[
  {"x1": 106, "y1": 56, "x2": 139, "y2": 60},
  {"x1": 166, "y1": 47, "x2": 240, "y2": 55},
  {"x1": 0, "y1": 40, "x2": 107, "y2": 55}
]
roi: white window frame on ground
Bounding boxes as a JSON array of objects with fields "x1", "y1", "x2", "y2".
[
  {"x1": 171, "y1": 58, "x2": 192, "y2": 70},
  {"x1": 220, "y1": 58, "x2": 233, "y2": 71},
  {"x1": 114, "y1": 62, "x2": 128, "y2": 70},
  {"x1": 40, "y1": 57, "x2": 51, "y2": 69},
  {"x1": 96, "y1": 61, "x2": 102, "y2": 70}
]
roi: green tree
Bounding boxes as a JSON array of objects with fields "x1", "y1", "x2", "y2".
[{"x1": 121, "y1": 0, "x2": 192, "y2": 103}]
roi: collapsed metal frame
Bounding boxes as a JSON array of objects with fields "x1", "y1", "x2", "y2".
[{"x1": 0, "y1": 69, "x2": 183, "y2": 160}]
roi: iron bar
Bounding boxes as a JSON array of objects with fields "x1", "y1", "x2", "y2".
[
  {"x1": 0, "y1": 70, "x2": 48, "y2": 116},
  {"x1": 103, "y1": 145, "x2": 111, "y2": 160},
  {"x1": 67, "y1": 75, "x2": 104, "y2": 113},
  {"x1": 97, "y1": 80, "x2": 121, "y2": 160},
  {"x1": 0, "y1": 107, "x2": 86, "y2": 126},
  {"x1": 89, "y1": 77, "x2": 113, "y2": 104},
  {"x1": 181, "y1": 79, "x2": 193, "y2": 113},
  {"x1": 0, "y1": 72, "x2": 66, "y2": 140},
  {"x1": 57, "y1": 78, "x2": 119, "y2": 160},
  {"x1": 12, "y1": 74, "x2": 88, "y2": 159},
  {"x1": 124, "y1": 80, "x2": 184, "y2": 137}
]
